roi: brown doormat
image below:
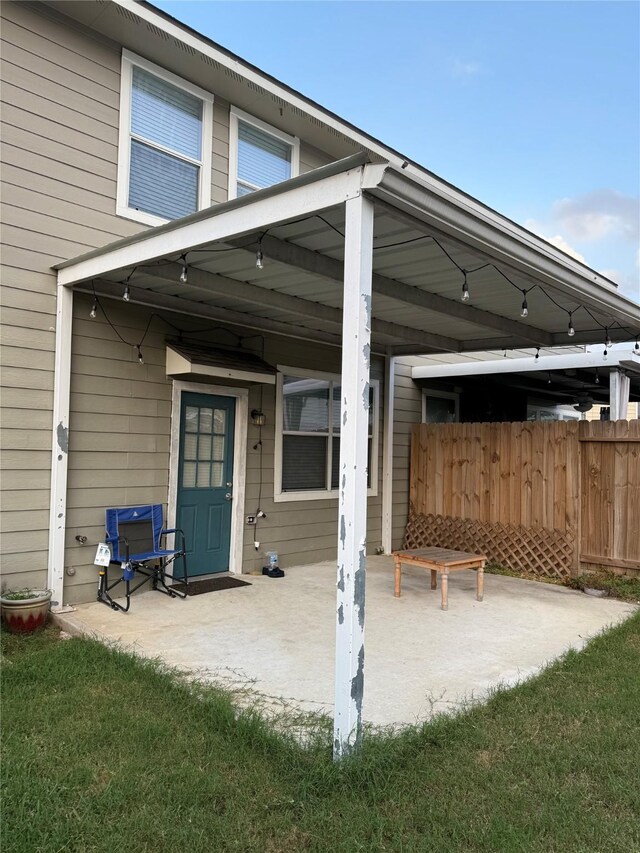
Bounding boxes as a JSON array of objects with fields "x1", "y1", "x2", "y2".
[{"x1": 172, "y1": 577, "x2": 251, "y2": 596}]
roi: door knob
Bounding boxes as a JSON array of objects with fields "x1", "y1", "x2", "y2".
[{"x1": 224, "y1": 492, "x2": 233, "y2": 501}]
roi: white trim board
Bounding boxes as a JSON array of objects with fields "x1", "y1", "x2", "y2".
[{"x1": 168, "y1": 380, "x2": 249, "y2": 575}]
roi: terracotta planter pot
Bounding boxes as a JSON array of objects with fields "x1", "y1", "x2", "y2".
[{"x1": 0, "y1": 590, "x2": 52, "y2": 634}]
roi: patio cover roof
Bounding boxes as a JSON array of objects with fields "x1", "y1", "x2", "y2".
[
  {"x1": 55, "y1": 154, "x2": 640, "y2": 355},
  {"x1": 52, "y1": 152, "x2": 640, "y2": 761}
]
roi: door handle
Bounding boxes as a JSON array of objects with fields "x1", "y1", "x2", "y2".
[{"x1": 224, "y1": 492, "x2": 233, "y2": 501}]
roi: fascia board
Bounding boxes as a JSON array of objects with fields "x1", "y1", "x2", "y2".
[
  {"x1": 412, "y1": 350, "x2": 639, "y2": 380},
  {"x1": 56, "y1": 161, "x2": 366, "y2": 286}
]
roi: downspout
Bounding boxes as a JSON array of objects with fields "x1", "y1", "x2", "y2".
[
  {"x1": 381, "y1": 354, "x2": 395, "y2": 553},
  {"x1": 47, "y1": 283, "x2": 73, "y2": 610}
]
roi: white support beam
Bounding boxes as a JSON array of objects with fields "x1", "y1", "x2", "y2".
[
  {"x1": 48, "y1": 284, "x2": 73, "y2": 610},
  {"x1": 610, "y1": 370, "x2": 631, "y2": 420},
  {"x1": 334, "y1": 193, "x2": 374, "y2": 761},
  {"x1": 56, "y1": 164, "x2": 366, "y2": 287},
  {"x1": 381, "y1": 355, "x2": 395, "y2": 554}
]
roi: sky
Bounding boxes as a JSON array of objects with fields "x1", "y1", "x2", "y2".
[{"x1": 153, "y1": 0, "x2": 639, "y2": 302}]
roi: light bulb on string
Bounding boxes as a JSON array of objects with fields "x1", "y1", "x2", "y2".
[
  {"x1": 547, "y1": 372, "x2": 552, "y2": 385},
  {"x1": 567, "y1": 314, "x2": 575, "y2": 337},
  {"x1": 90, "y1": 299, "x2": 97, "y2": 319},
  {"x1": 136, "y1": 345, "x2": 144, "y2": 365},
  {"x1": 520, "y1": 291, "x2": 528, "y2": 319},
  {"x1": 605, "y1": 329, "x2": 612, "y2": 349},
  {"x1": 461, "y1": 272, "x2": 470, "y2": 302},
  {"x1": 535, "y1": 347, "x2": 540, "y2": 361},
  {"x1": 256, "y1": 240, "x2": 264, "y2": 270},
  {"x1": 123, "y1": 284, "x2": 130, "y2": 302},
  {"x1": 594, "y1": 368, "x2": 600, "y2": 385},
  {"x1": 179, "y1": 255, "x2": 188, "y2": 284}
]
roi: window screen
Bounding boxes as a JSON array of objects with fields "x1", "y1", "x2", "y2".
[
  {"x1": 128, "y1": 66, "x2": 204, "y2": 220},
  {"x1": 237, "y1": 120, "x2": 292, "y2": 195},
  {"x1": 281, "y1": 375, "x2": 375, "y2": 494}
]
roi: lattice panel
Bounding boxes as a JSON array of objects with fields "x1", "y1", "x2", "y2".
[{"x1": 403, "y1": 508, "x2": 576, "y2": 579}]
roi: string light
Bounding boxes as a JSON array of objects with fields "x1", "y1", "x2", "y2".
[
  {"x1": 461, "y1": 271, "x2": 470, "y2": 302},
  {"x1": 635, "y1": 339, "x2": 639, "y2": 352},
  {"x1": 123, "y1": 284, "x2": 130, "y2": 302},
  {"x1": 179, "y1": 255, "x2": 188, "y2": 284},
  {"x1": 547, "y1": 372, "x2": 552, "y2": 385},
  {"x1": 567, "y1": 313, "x2": 575, "y2": 337},
  {"x1": 603, "y1": 346, "x2": 608, "y2": 360},
  {"x1": 594, "y1": 368, "x2": 600, "y2": 384},
  {"x1": 256, "y1": 239, "x2": 264, "y2": 270},
  {"x1": 90, "y1": 299, "x2": 97, "y2": 319},
  {"x1": 605, "y1": 328, "x2": 613, "y2": 349},
  {"x1": 520, "y1": 291, "x2": 528, "y2": 319},
  {"x1": 136, "y1": 345, "x2": 144, "y2": 364},
  {"x1": 535, "y1": 347, "x2": 540, "y2": 361}
]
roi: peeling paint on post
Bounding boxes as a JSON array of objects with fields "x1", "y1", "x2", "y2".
[
  {"x1": 48, "y1": 284, "x2": 74, "y2": 611},
  {"x1": 333, "y1": 192, "x2": 374, "y2": 761}
]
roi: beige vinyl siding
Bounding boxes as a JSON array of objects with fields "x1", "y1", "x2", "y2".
[
  {"x1": 0, "y1": 0, "x2": 364, "y2": 601},
  {"x1": 391, "y1": 359, "x2": 423, "y2": 548},
  {"x1": 0, "y1": 1, "x2": 145, "y2": 593}
]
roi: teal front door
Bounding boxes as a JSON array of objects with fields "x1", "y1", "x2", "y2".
[{"x1": 177, "y1": 392, "x2": 235, "y2": 576}]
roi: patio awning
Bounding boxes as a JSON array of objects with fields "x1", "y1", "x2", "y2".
[
  {"x1": 54, "y1": 153, "x2": 640, "y2": 356},
  {"x1": 51, "y1": 152, "x2": 640, "y2": 760}
]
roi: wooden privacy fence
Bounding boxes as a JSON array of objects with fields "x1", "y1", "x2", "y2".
[{"x1": 406, "y1": 419, "x2": 640, "y2": 579}]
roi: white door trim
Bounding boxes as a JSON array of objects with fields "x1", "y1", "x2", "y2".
[{"x1": 168, "y1": 380, "x2": 248, "y2": 575}]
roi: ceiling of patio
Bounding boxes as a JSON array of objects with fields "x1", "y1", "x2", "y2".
[{"x1": 84, "y1": 200, "x2": 637, "y2": 357}]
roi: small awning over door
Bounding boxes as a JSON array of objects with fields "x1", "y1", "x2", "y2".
[{"x1": 166, "y1": 342, "x2": 277, "y2": 385}]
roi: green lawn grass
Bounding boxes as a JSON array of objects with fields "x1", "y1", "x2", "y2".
[{"x1": 2, "y1": 612, "x2": 640, "y2": 853}]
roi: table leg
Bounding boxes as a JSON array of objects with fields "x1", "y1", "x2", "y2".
[
  {"x1": 394, "y1": 557, "x2": 402, "y2": 597},
  {"x1": 477, "y1": 564, "x2": 484, "y2": 601},
  {"x1": 441, "y1": 569, "x2": 449, "y2": 611},
  {"x1": 430, "y1": 569, "x2": 437, "y2": 590}
]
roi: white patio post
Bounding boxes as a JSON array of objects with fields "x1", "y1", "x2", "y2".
[
  {"x1": 48, "y1": 283, "x2": 73, "y2": 609},
  {"x1": 333, "y1": 192, "x2": 374, "y2": 761},
  {"x1": 381, "y1": 354, "x2": 395, "y2": 554},
  {"x1": 609, "y1": 369, "x2": 630, "y2": 420}
]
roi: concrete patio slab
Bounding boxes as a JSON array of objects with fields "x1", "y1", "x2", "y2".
[{"x1": 56, "y1": 557, "x2": 637, "y2": 728}]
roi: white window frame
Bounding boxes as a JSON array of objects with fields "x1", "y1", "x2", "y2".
[
  {"x1": 116, "y1": 49, "x2": 214, "y2": 226},
  {"x1": 274, "y1": 366, "x2": 379, "y2": 503},
  {"x1": 422, "y1": 389, "x2": 460, "y2": 423},
  {"x1": 228, "y1": 106, "x2": 300, "y2": 200}
]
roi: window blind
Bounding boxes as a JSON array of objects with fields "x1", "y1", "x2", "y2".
[
  {"x1": 129, "y1": 67, "x2": 203, "y2": 219},
  {"x1": 237, "y1": 120, "x2": 292, "y2": 192}
]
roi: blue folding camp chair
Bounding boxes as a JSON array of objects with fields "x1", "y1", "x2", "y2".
[{"x1": 98, "y1": 504, "x2": 188, "y2": 612}]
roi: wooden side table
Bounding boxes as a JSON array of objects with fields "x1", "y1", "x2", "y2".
[{"x1": 393, "y1": 547, "x2": 487, "y2": 611}]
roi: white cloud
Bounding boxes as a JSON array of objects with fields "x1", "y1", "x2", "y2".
[
  {"x1": 524, "y1": 219, "x2": 586, "y2": 262},
  {"x1": 450, "y1": 58, "x2": 481, "y2": 78},
  {"x1": 551, "y1": 190, "x2": 639, "y2": 244},
  {"x1": 600, "y1": 269, "x2": 640, "y2": 303}
]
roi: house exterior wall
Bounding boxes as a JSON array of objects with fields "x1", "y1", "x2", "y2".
[
  {"x1": 0, "y1": 0, "x2": 358, "y2": 600},
  {"x1": 64, "y1": 294, "x2": 384, "y2": 605}
]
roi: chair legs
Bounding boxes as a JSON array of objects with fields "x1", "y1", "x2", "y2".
[{"x1": 97, "y1": 550, "x2": 189, "y2": 612}]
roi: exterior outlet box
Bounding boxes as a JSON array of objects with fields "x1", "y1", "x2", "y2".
[{"x1": 246, "y1": 515, "x2": 256, "y2": 525}]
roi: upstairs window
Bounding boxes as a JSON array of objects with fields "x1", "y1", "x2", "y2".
[
  {"x1": 117, "y1": 51, "x2": 213, "y2": 225},
  {"x1": 229, "y1": 107, "x2": 299, "y2": 199},
  {"x1": 274, "y1": 368, "x2": 379, "y2": 502}
]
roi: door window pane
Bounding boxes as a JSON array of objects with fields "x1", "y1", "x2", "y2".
[
  {"x1": 212, "y1": 435, "x2": 225, "y2": 461},
  {"x1": 182, "y1": 461, "x2": 196, "y2": 488},
  {"x1": 183, "y1": 433, "x2": 197, "y2": 460},
  {"x1": 199, "y1": 408, "x2": 213, "y2": 433},
  {"x1": 198, "y1": 434, "x2": 212, "y2": 461},
  {"x1": 213, "y1": 409, "x2": 226, "y2": 434},
  {"x1": 196, "y1": 464, "x2": 210, "y2": 488},
  {"x1": 211, "y1": 463, "x2": 224, "y2": 488},
  {"x1": 185, "y1": 406, "x2": 199, "y2": 431}
]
